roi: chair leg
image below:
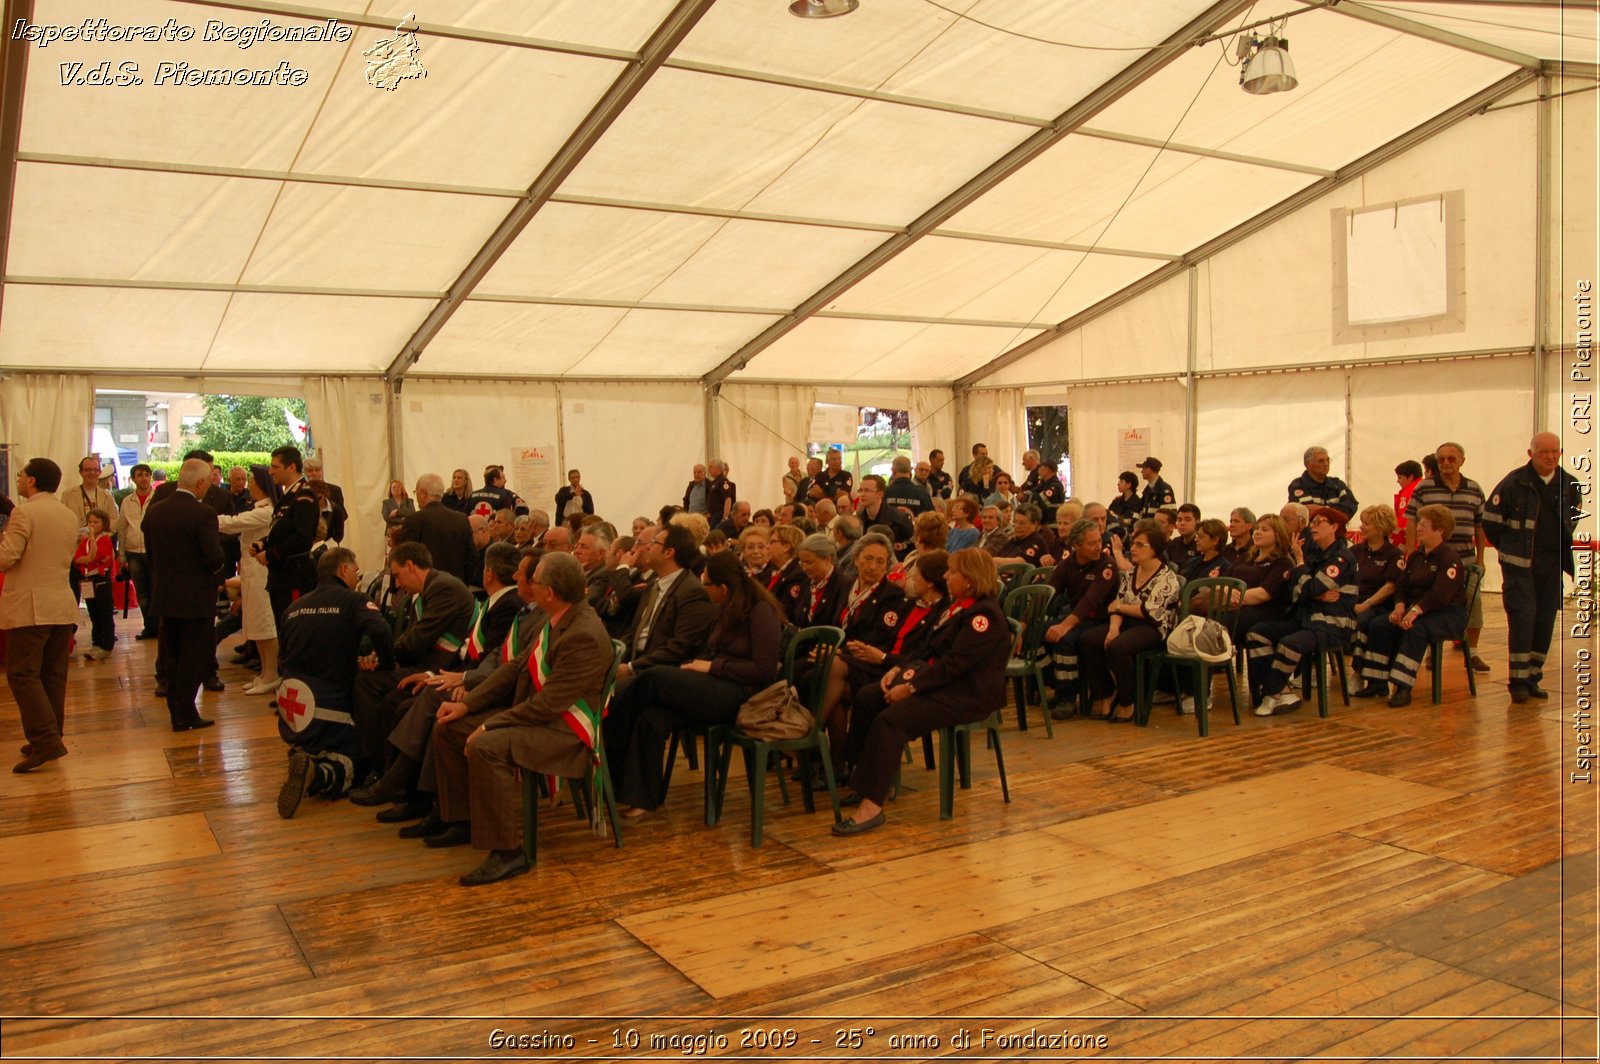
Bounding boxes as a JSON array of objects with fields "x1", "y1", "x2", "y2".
[
  {"x1": 921, "y1": 733, "x2": 936, "y2": 770},
  {"x1": 1033, "y1": 664, "x2": 1054, "y2": 738},
  {"x1": 817, "y1": 739, "x2": 843, "y2": 824},
  {"x1": 1431, "y1": 639, "x2": 1445, "y2": 704},
  {"x1": 989, "y1": 724, "x2": 1010, "y2": 804},
  {"x1": 1225, "y1": 662, "x2": 1241, "y2": 725},
  {"x1": 1333, "y1": 649, "x2": 1350, "y2": 705},
  {"x1": 957, "y1": 730, "x2": 972, "y2": 789},
  {"x1": 938, "y1": 727, "x2": 955, "y2": 820},
  {"x1": 1463, "y1": 641, "x2": 1478, "y2": 697},
  {"x1": 749, "y1": 742, "x2": 769, "y2": 848},
  {"x1": 797, "y1": 748, "x2": 817, "y2": 813},
  {"x1": 1314, "y1": 653, "x2": 1330, "y2": 718},
  {"x1": 684, "y1": 732, "x2": 699, "y2": 771},
  {"x1": 1012, "y1": 677, "x2": 1029, "y2": 731},
  {"x1": 1194, "y1": 664, "x2": 1211, "y2": 738},
  {"x1": 596, "y1": 753, "x2": 624, "y2": 848},
  {"x1": 520, "y1": 771, "x2": 538, "y2": 866}
]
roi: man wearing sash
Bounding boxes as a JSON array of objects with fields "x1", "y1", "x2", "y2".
[
  {"x1": 348, "y1": 541, "x2": 475, "y2": 768},
  {"x1": 430, "y1": 552, "x2": 612, "y2": 886}
]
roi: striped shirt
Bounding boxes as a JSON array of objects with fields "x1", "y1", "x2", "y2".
[{"x1": 1404, "y1": 475, "x2": 1485, "y2": 558}]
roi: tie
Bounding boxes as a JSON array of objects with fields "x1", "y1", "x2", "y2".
[{"x1": 634, "y1": 580, "x2": 662, "y2": 652}]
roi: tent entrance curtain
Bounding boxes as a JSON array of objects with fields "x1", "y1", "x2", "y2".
[
  {"x1": 909, "y1": 386, "x2": 956, "y2": 469},
  {"x1": 963, "y1": 387, "x2": 1024, "y2": 484},
  {"x1": 0, "y1": 373, "x2": 94, "y2": 476},
  {"x1": 714, "y1": 383, "x2": 816, "y2": 512},
  {"x1": 302, "y1": 377, "x2": 391, "y2": 573}
]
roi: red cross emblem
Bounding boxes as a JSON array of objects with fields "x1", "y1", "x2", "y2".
[{"x1": 278, "y1": 679, "x2": 315, "y2": 733}]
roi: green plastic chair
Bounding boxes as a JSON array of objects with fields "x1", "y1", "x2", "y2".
[
  {"x1": 1024, "y1": 565, "x2": 1055, "y2": 586},
  {"x1": 1429, "y1": 562, "x2": 1484, "y2": 704},
  {"x1": 1298, "y1": 645, "x2": 1351, "y2": 717},
  {"x1": 1002, "y1": 585, "x2": 1056, "y2": 736},
  {"x1": 1134, "y1": 577, "x2": 1246, "y2": 738},
  {"x1": 996, "y1": 562, "x2": 1031, "y2": 605},
  {"x1": 938, "y1": 709, "x2": 1010, "y2": 820},
  {"x1": 519, "y1": 639, "x2": 626, "y2": 866},
  {"x1": 708, "y1": 626, "x2": 845, "y2": 847}
]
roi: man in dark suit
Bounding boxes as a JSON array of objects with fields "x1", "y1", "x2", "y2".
[
  {"x1": 261, "y1": 445, "x2": 320, "y2": 624},
  {"x1": 304, "y1": 456, "x2": 347, "y2": 543},
  {"x1": 614, "y1": 524, "x2": 715, "y2": 689},
  {"x1": 150, "y1": 448, "x2": 235, "y2": 694},
  {"x1": 145, "y1": 459, "x2": 224, "y2": 732},
  {"x1": 395, "y1": 472, "x2": 476, "y2": 586}
]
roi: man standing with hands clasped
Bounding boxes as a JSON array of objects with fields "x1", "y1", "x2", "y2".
[
  {"x1": 145, "y1": 459, "x2": 225, "y2": 732},
  {"x1": 0, "y1": 459, "x2": 79, "y2": 772}
]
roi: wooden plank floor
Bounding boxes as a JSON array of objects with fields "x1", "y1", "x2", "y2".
[{"x1": 0, "y1": 597, "x2": 1594, "y2": 1060}]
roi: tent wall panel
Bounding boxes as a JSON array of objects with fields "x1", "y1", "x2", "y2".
[
  {"x1": 1198, "y1": 97, "x2": 1538, "y2": 373},
  {"x1": 909, "y1": 386, "x2": 958, "y2": 470},
  {"x1": 397, "y1": 379, "x2": 561, "y2": 515},
  {"x1": 0, "y1": 373, "x2": 94, "y2": 481},
  {"x1": 1550, "y1": 80, "x2": 1598, "y2": 344},
  {"x1": 302, "y1": 377, "x2": 391, "y2": 572},
  {"x1": 1192, "y1": 371, "x2": 1346, "y2": 524},
  {"x1": 964, "y1": 387, "x2": 1025, "y2": 485},
  {"x1": 1067, "y1": 379, "x2": 1188, "y2": 510},
  {"x1": 715, "y1": 383, "x2": 816, "y2": 512},
  {"x1": 560, "y1": 381, "x2": 706, "y2": 525}
]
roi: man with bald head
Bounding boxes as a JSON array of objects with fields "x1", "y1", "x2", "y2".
[
  {"x1": 541, "y1": 525, "x2": 573, "y2": 553},
  {"x1": 396, "y1": 472, "x2": 475, "y2": 585},
  {"x1": 1484, "y1": 432, "x2": 1582, "y2": 703},
  {"x1": 145, "y1": 459, "x2": 225, "y2": 732}
]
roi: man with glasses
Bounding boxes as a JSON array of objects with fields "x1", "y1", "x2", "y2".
[
  {"x1": 1, "y1": 459, "x2": 79, "y2": 772},
  {"x1": 1288, "y1": 446, "x2": 1358, "y2": 517},
  {"x1": 63, "y1": 455, "x2": 117, "y2": 603},
  {"x1": 1404, "y1": 441, "x2": 1488, "y2": 672}
]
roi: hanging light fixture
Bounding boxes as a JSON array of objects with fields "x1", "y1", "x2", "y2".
[
  {"x1": 1240, "y1": 35, "x2": 1298, "y2": 95},
  {"x1": 789, "y1": 0, "x2": 858, "y2": 18}
]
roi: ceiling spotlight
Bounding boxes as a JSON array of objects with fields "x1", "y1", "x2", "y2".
[
  {"x1": 1240, "y1": 35, "x2": 1298, "y2": 95},
  {"x1": 789, "y1": 0, "x2": 858, "y2": 18}
]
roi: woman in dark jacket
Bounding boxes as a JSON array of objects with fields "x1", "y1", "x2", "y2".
[
  {"x1": 607, "y1": 551, "x2": 783, "y2": 815},
  {"x1": 834, "y1": 548, "x2": 1011, "y2": 836}
]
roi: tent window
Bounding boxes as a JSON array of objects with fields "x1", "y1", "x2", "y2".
[
  {"x1": 1332, "y1": 192, "x2": 1465, "y2": 343},
  {"x1": 807, "y1": 404, "x2": 912, "y2": 481},
  {"x1": 1026, "y1": 404, "x2": 1071, "y2": 497}
]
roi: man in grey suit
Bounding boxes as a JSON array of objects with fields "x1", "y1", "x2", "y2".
[
  {"x1": 0, "y1": 458, "x2": 80, "y2": 772},
  {"x1": 144, "y1": 459, "x2": 225, "y2": 732}
]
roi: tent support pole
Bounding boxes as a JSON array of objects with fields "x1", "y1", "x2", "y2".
[
  {"x1": 1533, "y1": 72, "x2": 1551, "y2": 433},
  {"x1": 1344, "y1": 371, "x2": 1355, "y2": 488},
  {"x1": 1184, "y1": 266, "x2": 1199, "y2": 502},
  {"x1": 385, "y1": 379, "x2": 403, "y2": 486},
  {"x1": 704, "y1": 384, "x2": 720, "y2": 468}
]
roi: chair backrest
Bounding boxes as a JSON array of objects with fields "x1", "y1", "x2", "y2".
[
  {"x1": 1002, "y1": 583, "x2": 1054, "y2": 658},
  {"x1": 1459, "y1": 562, "x2": 1485, "y2": 637},
  {"x1": 605, "y1": 638, "x2": 626, "y2": 703},
  {"x1": 784, "y1": 625, "x2": 845, "y2": 716},
  {"x1": 1180, "y1": 577, "x2": 1247, "y2": 635},
  {"x1": 996, "y1": 560, "x2": 1030, "y2": 594},
  {"x1": 1025, "y1": 565, "x2": 1054, "y2": 586}
]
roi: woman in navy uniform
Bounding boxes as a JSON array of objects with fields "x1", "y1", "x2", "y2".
[
  {"x1": 791, "y1": 533, "x2": 850, "y2": 628},
  {"x1": 812, "y1": 533, "x2": 905, "y2": 771},
  {"x1": 834, "y1": 548, "x2": 1010, "y2": 835},
  {"x1": 1224, "y1": 514, "x2": 1296, "y2": 637},
  {"x1": 1246, "y1": 506, "x2": 1358, "y2": 716},
  {"x1": 1349, "y1": 505, "x2": 1405, "y2": 698},
  {"x1": 1352, "y1": 504, "x2": 1467, "y2": 707}
]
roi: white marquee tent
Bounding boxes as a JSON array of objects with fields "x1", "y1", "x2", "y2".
[{"x1": 0, "y1": 0, "x2": 1593, "y2": 571}]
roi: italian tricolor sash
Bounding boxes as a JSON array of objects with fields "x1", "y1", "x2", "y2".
[
  {"x1": 502, "y1": 610, "x2": 530, "y2": 664},
  {"x1": 525, "y1": 619, "x2": 603, "y2": 752},
  {"x1": 460, "y1": 600, "x2": 489, "y2": 660}
]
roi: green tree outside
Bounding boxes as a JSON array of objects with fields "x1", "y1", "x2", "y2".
[{"x1": 192, "y1": 395, "x2": 309, "y2": 453}]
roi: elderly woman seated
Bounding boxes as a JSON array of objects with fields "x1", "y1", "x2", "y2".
[{"x1": 834, "y1": 548, "x2": 1010, "y2": 836}]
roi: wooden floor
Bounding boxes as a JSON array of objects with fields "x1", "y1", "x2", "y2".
[{"x1": 1, "y1": 596, "x2": 1595, "y2": 1061}]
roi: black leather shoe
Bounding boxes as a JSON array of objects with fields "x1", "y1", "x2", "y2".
[
  {"x1": 1470, "y1": 655, "x2": 1491, "y2": 673},
  {"x1": 1509, "y1": 684, "x2": 1531, "y2": 704},
  {"x1": 424, "y1": 822, "x2": 472, "y2": 848},
  {"x1": 154, "y1": 686, "x2": 167, "y2": 698},
  {"x1": 202, "y1": 678, "x2": 226, "y2": 693},
  {"x1": 375, "y1": 797, "x2": 430, "y2": 823},
  {"x1": 459, "y1": 848, "x2": 529, "y2": 887},
  {"x1": 278, "y1": 750, "x2": 312, "y2": 819},
  {"x1": 172, "y1": 718, "x2": 217, "y2": 733},
  {"x1": 349, "y1": 780, "x2": 406, "y2": 807},
  {"x1": 1527, "y1": 683, "x2": 1549, "y2": 700},
  {"x1": 397, "y1": 810, "x2": 446, "y2": 839},
  {"x1": 1352, "y1": 682, "x2": 1387, "y2": 699},
  {"x1": 1387, "y1": 686, "x2": 1413, "y2": 708},
  {"x1": 136, "y1": 631, "x2": 157, "y2": 641}
]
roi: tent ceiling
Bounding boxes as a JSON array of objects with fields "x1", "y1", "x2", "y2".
[{"x1": 0, "y1": 0, "x2": 1585, "y2": 381}]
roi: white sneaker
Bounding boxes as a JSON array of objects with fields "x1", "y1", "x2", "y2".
[
  {"x1": 1254, "y1": 693, "x2": 1281, "y2": 717},
  {"x1": 86, "y1": 646, "x2": 111, "y2": 661},
  {"x1": 1177, "y1": 695, "x2": 1196, "y2": 715}
]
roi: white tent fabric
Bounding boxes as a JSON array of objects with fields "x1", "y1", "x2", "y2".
[
  {"x1": 0, "y1": 373, "x2": 92, "y2": 478},
  {"x1": 714, "y1": 383, "x2": 817, "y2": 511},
  {"x1": 964, "y1": 387, "x2": 1026, "y2": 483},
  {"x1": 397, "y1": 379, "x2": 561, "y2": 510},
  {"x1": 559, "y1": 380, "x2": 707, "y2": 523},
  {"x1": 1192, "y1": 373, "x2": 1348, "y2": 523},
  {"x1": 1062, "y1": 380, "x2": 1190, "y2": 507},
  {"x1": 909, "y1": 386, "x2": 958, "y2": 470},
  {"x1": 301, "y1": 377, "x2": 390, "y2": 572}
]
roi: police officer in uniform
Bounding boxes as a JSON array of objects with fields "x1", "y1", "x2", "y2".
[
  {"x1": 1287, "y1": 445, "x2": 1358, "y2": 516},
  {"x1": 1483, "y1": 432, "x2": 1582, "y2": 703},
  {"x1": 260, "y1": 445, "x2": 321, "y2": 624},
  {"x1": 1137, "y1": 456, "x2": 1176, "y2": 519},
  {"x1": 1247, "y1": 507, "x2": 1358, "y2": 716},
  {"x1": 275, "y1": 548, "x2": 395, "y2": 817}
]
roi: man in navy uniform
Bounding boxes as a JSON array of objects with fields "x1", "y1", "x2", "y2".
[
  {"x1": 1137, "y1": 457, "x2": 1175, "y2": 519},
  {"x1": 1483, "y1": 431, "x2": 1583, "y2": 703},
  {"x1": 1287, "y1": 445, "x2": 1358, "y2": 517}
]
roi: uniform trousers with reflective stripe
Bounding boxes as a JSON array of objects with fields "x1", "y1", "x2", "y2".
[
  {"x1": 1047, "y1": 625, "x2": 1091, "y2": 692},
  {"x1": 1355, "y1": 607, "x2": 1465, "y2": 691},
  {"x1": 433, "y1": 711, "x2": 591, "y2": 851},
  {"x1": 1246, "y1": 619, "x2": 1345, "y2": 700},
  {"x1": 1502, "y1": 565, "x2": 1563, "y2": 688}
]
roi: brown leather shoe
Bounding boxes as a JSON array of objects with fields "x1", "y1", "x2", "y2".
[{"x1": 12, "y1": 746, "x2": 67, "y2": 774}]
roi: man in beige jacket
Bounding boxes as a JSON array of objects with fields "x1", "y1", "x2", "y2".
[{"x1": 1, "y1": 458, "x2": 81, "y2": 772}]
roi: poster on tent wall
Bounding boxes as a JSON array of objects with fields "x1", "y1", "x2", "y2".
[
  {"x1": 512, "y1": 447, "x2": 558, "y2": 511},
  {"x1": 1117, "y1": 428, "x2": 1149, "y2": 472}
]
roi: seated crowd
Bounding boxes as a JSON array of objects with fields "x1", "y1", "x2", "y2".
[{"x1": 6, "y1": 433, "x2": 1574, "y2": 886}]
